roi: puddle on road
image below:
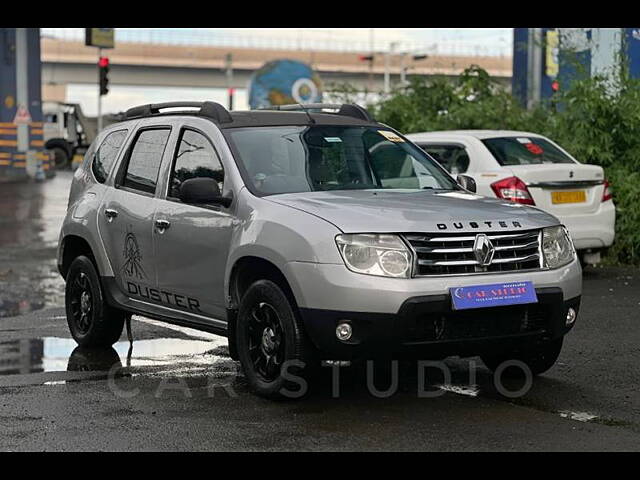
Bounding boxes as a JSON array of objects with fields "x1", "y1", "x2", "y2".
[
  {"x1": 437, "y1": 384, "x2": 480, "y2": 397},
  {"x1": 0, "y1": 335, "x2": 232, "y2": 378},
  {"x1": 559, "y1": 411, "x2": 599, "y2": 423},
  {"x1": 0, "y1": 171, "x2": 73, "y2": 318}
]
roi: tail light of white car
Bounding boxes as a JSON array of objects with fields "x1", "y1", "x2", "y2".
[
  {"x1": 490, "y1": 176, "x2": 536, "y2": 205},
  {"x1": 602, "y1": 180, "x2": 613, "y2": 202}
]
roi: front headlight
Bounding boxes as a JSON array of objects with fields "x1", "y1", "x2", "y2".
[
  {"x1": 542, "y1": 225, "x2": 575, "y2": 268},
  {"x1": 335, "y1": 234, "x2": 412, "y2": 278}
]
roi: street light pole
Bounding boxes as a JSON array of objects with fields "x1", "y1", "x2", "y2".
[
  {"x1": 97, "y1": 47, "x2": 103, "y2": 132},
  {"x1": 400, "y1": 53, "x2": 428, "y2": 87}
]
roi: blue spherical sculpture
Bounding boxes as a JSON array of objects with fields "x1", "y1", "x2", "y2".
[{"x1": 248, "y1": 59, "x2": 323, "y2": 109}]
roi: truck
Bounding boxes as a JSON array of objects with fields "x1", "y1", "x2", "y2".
[{"x1": 43, "y1": 102, "x2": 96, "y2": 168}]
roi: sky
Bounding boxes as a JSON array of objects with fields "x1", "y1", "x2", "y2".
[{"x1": 48, "y1": 28, "x2": 513, "y2": 116}]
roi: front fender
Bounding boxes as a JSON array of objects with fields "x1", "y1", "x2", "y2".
[{"x1": 224, "y1": 190, "x2": 343, "y2": 307}]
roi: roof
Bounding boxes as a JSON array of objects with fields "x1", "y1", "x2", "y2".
[
  {"x1": 118, "y1": 102, "x2": 380, "y2": 129},
  {"x1": 406, "y1": 130, "x2": 547, "y2": 140}
]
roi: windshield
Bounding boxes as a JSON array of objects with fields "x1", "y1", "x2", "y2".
[
  {"x1": 482, "y1": 136, "x2": 576, "y2": 166},
  {"x1": 225, "y1": 125, "x2": 460, "y2": 195}
]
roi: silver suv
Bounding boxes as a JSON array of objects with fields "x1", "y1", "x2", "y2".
[{"x1": 57, "y1": 102, "x2": 582, "y2": 397}]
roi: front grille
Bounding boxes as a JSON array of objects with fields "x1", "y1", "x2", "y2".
[
  {"x1": 403, "y1": 303, "x2": 549, "y2": 343},
  {"x1": 403, "y1": 230, "x2": 542, "y2": 276}
]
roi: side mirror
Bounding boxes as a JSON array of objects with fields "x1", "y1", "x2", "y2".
[
  {"x1": 457, "y1": 174, "x2": 477, "y2": 193},
  {"x1": 179, "y1": 178, "x2": 232, "y2": 207}
]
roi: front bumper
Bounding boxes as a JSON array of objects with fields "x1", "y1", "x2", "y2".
[
  {"x1": 284, "y1": 258, "x2": 582, "y2": 314},
  {"x1": 285, "y1": 258, "x2": 582, "y2": 360},
  {"x1": 300, "y1": 289, "x2": 581, "y2": 359}
]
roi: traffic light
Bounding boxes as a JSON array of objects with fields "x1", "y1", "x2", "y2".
[
  {"x1": 99, "y1": 56, "x2": 110, "y2": 96},
  {"x1": 359, "y1": 55, "x2": 374, "y2": 62}
]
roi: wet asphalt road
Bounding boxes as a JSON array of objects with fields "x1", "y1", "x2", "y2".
[{"x1": 0, "y1": 171, "x2": 639, "y2": 451}]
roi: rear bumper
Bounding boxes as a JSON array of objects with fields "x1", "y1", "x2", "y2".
[
  {"x1": 556, "y1": 200, "x2": 616, "y2": 250},
  {"x1": 300, "y1": 289, "x2": 581, "y2": 360}
]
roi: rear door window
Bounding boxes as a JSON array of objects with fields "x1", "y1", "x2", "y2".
[
  {"x1": 482, "y1": 137, "x2": 575, "y2": 166},
  {"x1": 419, "y1": 143, "x2": 470, "y2": 174},
  {"x1": 122, "y1": 128, "x2": 171, "y2": 195},
  {"x1": 92, "y1": 129, "x2": 128, "y2": 183}
]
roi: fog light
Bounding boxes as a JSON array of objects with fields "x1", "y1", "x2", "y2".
[
  {"x1": 336, "y1": 322, "x2": 353, "y2": 341},
  {"x1": 566, "y1": 307, "x2": 577, "y2": 326}
]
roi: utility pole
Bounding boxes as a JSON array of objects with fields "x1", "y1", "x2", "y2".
[
  {"x1": 97, "y1": 47, "x2": 103, "y2": 132},
  {"x1": 400, "y1": 53, "x2": 408, "y2": 85},
  {"x1": 368, "y1": 28, "x2": 374, "y2": 94},
  {"x1": 225, "y1": 53, "x2": 234, "y2": 110},
  {"x1": 15, "y1": 28, "x2": 29, "y2": 154}
]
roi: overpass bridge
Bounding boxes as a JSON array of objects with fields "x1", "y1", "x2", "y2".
[{"x1": 41, "y1": 38, "x2": 512, "y2": 102}]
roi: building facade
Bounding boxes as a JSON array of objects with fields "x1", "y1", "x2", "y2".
[
  {"x1": 0, "y1": 28, "x2": 53, "y2": 182},
  {"x1": 513, "y1": 28, "x2": 640, "y2": 108}
]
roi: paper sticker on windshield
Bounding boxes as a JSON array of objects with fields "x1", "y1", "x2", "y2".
[
  {"x1": 378, "y1": 130, "x2": 405, "y2": 142},
  {"x1": 524, "y1": 142, "x2": 544, "y2": 154},
  {"x1": 324, "y1": 137, "x2": 342, "y2": 143},
  {"x1": 516, "y1": 137, "x2": 532, "y2": 144}
]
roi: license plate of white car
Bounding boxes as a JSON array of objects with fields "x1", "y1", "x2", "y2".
[{"x1": 551, "y1": 190, "x2": 586, "y2": 204}]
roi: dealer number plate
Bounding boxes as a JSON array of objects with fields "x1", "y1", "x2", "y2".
[{"x1": 450, "y1": 281, "x2": 538, "y2": 310}]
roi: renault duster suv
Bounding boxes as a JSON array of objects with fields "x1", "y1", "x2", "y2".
[{"x1": 57, "y1": 102, "x2": 582, "y2": 398}]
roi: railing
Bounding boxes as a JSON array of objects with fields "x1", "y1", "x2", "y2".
[{"x1": 40, "y1": 28, "x2": 512, "y2": 58}]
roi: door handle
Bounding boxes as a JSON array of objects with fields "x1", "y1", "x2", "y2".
[
  {"x1": 155, "y1": 219, "x2": 171, "y2": 232},
  {"x1": 105, "y1": 208, "x2": 118, "y2": 222}
]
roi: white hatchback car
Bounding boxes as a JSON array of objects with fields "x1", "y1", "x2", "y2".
[{"x1": 406, "y1": 130, "x2": 615, "y2": 265}]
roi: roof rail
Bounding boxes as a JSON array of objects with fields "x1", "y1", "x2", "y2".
[
  {"x1": 258, "y1": 103, "x2": 375, "y2": 122},
  {"x1": 123, "y1": 101, "x2": 232, "y2": 123}
]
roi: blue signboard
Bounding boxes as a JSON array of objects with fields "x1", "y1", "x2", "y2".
[{"x1": 450, "y1": 281, "x2": 538, "y2": 310}]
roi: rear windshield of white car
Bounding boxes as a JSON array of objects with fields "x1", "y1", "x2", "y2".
[{"x1": 482, "y1": 137, "x2": 575, "y2": 166}]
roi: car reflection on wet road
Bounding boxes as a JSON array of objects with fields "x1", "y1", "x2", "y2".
[{"x1": 1, "y1": 171, "x2": 639, "y2": 451}]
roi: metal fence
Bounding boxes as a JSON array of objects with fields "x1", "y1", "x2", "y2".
[{"x1": 40, "y1": 28, "x2": 511, "y2": 58}]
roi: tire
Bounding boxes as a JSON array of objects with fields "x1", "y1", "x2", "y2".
[
  {"x1": 578, "y1": 253, "x2": 588, "y2": 270},
  {"x1": 236, "y1": 279, "x2": 315, "y2": 399},
  {"x1": 481, "y1": 338, "x2": 563, "y2": 376},
  {"x1": 51, "y1": 146, "x2": 69, "y2": 169},
  {"x1": 65, "y1": 256, "x2": 125, "y2": 347}
]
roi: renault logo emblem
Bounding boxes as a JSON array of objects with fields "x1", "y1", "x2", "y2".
[{"x1": 473, "y1": 234, "x2": 495, "y2": 266}]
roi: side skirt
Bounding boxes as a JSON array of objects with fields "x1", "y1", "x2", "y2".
[{"x1": 100, "y1": 276, "x2": 228, "y2": 337}]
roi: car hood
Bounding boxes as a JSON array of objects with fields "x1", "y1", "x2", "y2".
[{"x1": 267, "y1": 189, "x2": 560, "y2": 233}]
